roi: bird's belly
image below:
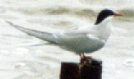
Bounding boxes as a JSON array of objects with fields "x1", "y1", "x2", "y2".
[{"x1": 59, "y1": 37, "x2": 105, "y2": 53}]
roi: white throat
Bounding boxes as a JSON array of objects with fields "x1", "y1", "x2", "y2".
[
  {"x1": 94, "y1": 16, "x2": 113, "y2": 41},
  {"x1": 99, "y1": 16, "x2": 113, "y2": 26}
]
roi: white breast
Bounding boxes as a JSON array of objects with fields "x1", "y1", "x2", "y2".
[{"x1": 93, "y1": 16, "x2": 112, "y2": 41}]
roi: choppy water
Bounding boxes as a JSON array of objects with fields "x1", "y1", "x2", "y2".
[{"x1": 0, "y1": 0, "x2": 134, "y2": 79}]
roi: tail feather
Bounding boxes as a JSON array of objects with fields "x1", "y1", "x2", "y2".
[{"x1": 6, "y1": 21, "x2": 57, "y2": 43}]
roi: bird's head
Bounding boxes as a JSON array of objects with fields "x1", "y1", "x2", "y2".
[{"x1": 95, "y1": 9, "x2": 123, "y2": 25}]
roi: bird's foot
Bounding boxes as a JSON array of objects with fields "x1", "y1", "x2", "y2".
[
  {"x1": 80, "y1": 55, "x2": 92, "y2": 65},
  {"x1": 79, "y1": 54, "x2": 92, "y2": 69}
]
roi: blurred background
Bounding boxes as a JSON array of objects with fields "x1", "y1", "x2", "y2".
[{"x1": 0, "y1": 0, "x2": 134, "y2": 79}]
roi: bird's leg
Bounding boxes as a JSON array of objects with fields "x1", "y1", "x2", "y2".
[
  {"x1": 79, "y1": 53, "x2": 91, "y2": 69},
  {"x1": 80, "y1": 53, "x2": 87, "y2": 64},
  {"x1": 80, "y1": 53, "x2": 92, "y2": 66},
  {"x1": 80, "y1": 53, "x2": 85, "y2": 59}
]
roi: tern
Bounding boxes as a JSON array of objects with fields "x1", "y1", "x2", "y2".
[{"x1": 6, "y1": 9, "x2": 123, "y2": 59}]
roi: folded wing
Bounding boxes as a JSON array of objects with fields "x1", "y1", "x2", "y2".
[{"x1": 6, "y1": 21, "x2": 57, "y2": 44}]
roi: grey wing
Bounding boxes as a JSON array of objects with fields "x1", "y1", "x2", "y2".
[
  {"x1": 55, "y1": 32, "x2": 105, "y2": 53},
  {"x1": 54, "y1": 27, "x2": 97, "y2": 44},
  {"x1": 56, "y1": 32, "x2": 101, "y2": 45},
  {"x1": 6, "y1": 21, "x2": 58, "y2": 44}
]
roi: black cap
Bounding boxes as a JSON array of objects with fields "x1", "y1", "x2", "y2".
[{"x1": 95, "y1": 9, "x2": 114, "y2": 25}]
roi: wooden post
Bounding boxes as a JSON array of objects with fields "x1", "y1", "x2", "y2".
[
  {"x1": 80, "y1": 57, "x2": 102, "y2": 79},
  {"x1": 60, "y1": 57, "x2": 102, "y2": 79},
  {"x1": 60, "y1": 62, "x2": 80, "y2": 79}
]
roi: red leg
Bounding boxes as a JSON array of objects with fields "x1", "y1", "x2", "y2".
[
  {"x1": 80, "y1": 53, "x2": 85, "y2": 59},
  {"x1": 80, "y1": 53, "x2": 92, "y2": 65}
]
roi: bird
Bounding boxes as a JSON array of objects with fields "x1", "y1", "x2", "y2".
[{"x1": 6, "y1": 9, "x2": 123, "y2": 60}]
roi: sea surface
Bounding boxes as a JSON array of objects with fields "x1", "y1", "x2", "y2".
[{"x1": 0, "y1": 0, "x2": 134, "y2": 79}]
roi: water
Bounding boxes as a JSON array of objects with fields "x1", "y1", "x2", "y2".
[{"x1": 0, "y1": 0, "x2": 134, "y2": 79}]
